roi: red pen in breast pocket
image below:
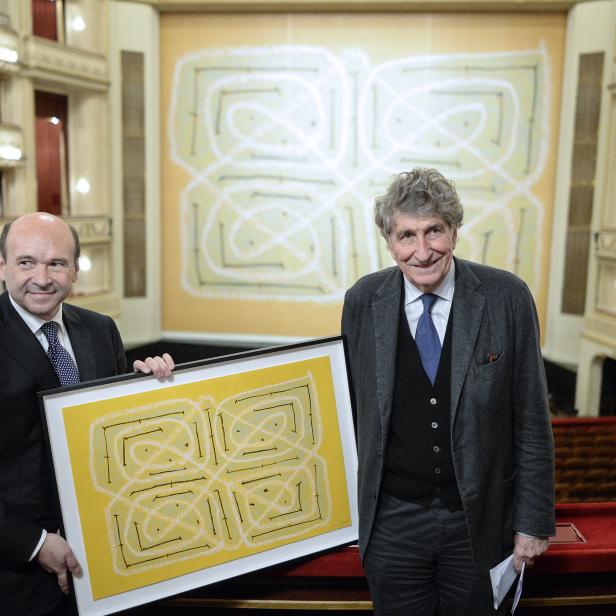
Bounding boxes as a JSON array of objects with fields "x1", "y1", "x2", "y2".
[{"x1": 488, "y1": 353, "x2": 500, "y2": 364}]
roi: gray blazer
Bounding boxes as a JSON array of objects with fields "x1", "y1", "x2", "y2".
[{"x1": 342, "y1": 258, "x2": 555, "y2": 576}]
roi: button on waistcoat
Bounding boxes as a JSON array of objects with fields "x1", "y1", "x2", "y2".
[{"x1": 382, "y1": 296, "x2": 462, "y2": 511}]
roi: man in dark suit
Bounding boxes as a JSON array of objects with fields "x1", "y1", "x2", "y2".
[
  {"x1": 0, "y1": 212, "x2": 174, "y2": 616},
  {"x1": 342, "y1": 168, "x2": 555, "y2": 615}
]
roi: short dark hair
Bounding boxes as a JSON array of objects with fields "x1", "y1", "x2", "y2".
[
  {"x1": 0, "y1": 221, "x2": 13, "y2": 262},
  {"x1": 0, "y1": 218, "x2": 81, "y2": 266},
  {"x1": 374, "y1": 167, "x2": 464, "y2": 239},
  {"x1": 69, "y1": 225, "x2": 81, "y2": 265}
]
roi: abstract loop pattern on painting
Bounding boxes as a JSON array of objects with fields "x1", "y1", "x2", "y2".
[
  {"x1": 169, "y1": 45, "x2": 550, "y2": 302},
  {"x1": 91, "y1": 376, "x2": 327, "y2": 578},
  {"x1": 66, "y1": 357, "x2": 351, "y2": 601}
]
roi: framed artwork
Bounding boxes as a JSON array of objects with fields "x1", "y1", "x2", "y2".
[{"x1": 40, "y1": 336, "x2": 357, "y2": 615}]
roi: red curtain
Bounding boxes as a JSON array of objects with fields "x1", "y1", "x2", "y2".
[
  {"x1": 35, "y1": 91, "x2": 69, "y2": 216},
  {"x1": 32, "y1": 0, "x2": 58, "y2": 41}
]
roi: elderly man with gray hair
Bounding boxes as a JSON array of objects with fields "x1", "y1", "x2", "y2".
[{"x1": 342, "y1": 167, "x2": 554, "y2": 615}]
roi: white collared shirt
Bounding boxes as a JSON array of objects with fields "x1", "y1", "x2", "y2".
[
  {"x1": 8, "y1": 295, "x2": 78, "y2": 562},
  {"x1": 8, "y1": 295, "x2": 78, "y2": 363},
  {"x1": 403, "y1": 259, "x2": 456, "y2": 345}
]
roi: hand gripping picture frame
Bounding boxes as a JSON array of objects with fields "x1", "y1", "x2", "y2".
[{"x1": 39, "y1": 336, "x2": 358, "y2": 616}]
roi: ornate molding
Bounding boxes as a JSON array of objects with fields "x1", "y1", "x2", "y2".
[
  {"x1": 596, "y1": 230, "x2": 616, "y2": 261},
  {"x1": 67, "y1": 216, "x2": 112, "y2": 244},
  {"x1": 0, "y1": 123, "x2": 24, "y2": 168},
  {"x1": 21, "y1": 36, "x2": 109, "y2": 91},
  {"x1": 0, "y1": 25, "x2": 20, "y2": 75},
  {"x1": 583, "y1": 310, "x2": 616, "y2": 346},
  {"x1": 142, "y1": 0, "x2": 581, "y2": 10},
  {"x1": 68, "y1": 292, "x2": 121, "y2": 319}
]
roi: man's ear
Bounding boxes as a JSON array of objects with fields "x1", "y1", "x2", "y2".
[
  {"x1": 452, "y1": 227, "x2": 458, "y2": 248},
  {"x1": 0, "y1": 258, "x2": 5, "y2": 282}
]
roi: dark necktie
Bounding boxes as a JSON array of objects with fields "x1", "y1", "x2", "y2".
[
  {"x1": 416, "y1": 294, "x2": 441, "y2": 385},
  {"x1": 40, "y1": 321, "x2": 80, "y2": 386}
]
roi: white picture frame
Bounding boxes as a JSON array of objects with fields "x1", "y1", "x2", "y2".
[{"x1": 39, "y1": 336, "x2": 358, "y2": 615}]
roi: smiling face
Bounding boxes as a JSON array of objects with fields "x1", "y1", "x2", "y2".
[
  {"x1": 387, "y1": 212, "x2": 457, "y2": 293},
  {"x1": 0, "y1": 213, "x2": 79, "y2": 320}
]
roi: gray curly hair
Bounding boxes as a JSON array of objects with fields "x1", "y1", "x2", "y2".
[{"x1": 374, "y1": 167, "x2": 464, "y2": 239}]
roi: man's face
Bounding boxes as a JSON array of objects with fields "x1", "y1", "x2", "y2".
[
  {"x1": 0, "y1": 215, "x2": 79, "y2": 320},
  {"x1": 387, "y1": 212, "x2": 457, "y2": 293}
]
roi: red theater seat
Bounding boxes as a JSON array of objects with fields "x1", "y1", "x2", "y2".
[{"x1": 552, "y1": 417, "x2": 616, "y2": 504}]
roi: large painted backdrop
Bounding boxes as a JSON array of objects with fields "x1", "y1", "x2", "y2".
[{"x1": 161, "y1": 13, "x2": 565, "y2": 338}]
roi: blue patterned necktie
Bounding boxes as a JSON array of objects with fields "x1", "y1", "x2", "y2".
[
  {"x1": 40, "y1": 321, "x2": 80, "y2": 386},
  {"x1": 415, "y1": 294, "x2": 441, "y2": 385}
]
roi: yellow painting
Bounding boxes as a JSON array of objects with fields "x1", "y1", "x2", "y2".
[
  {"x1": 161, "y1": 13, "x2": 565, "y2": 338},
  {"x1": 62, "y1": 355, "x2": 351, "y2": 600}
]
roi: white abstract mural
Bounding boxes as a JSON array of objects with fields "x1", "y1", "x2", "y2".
[{"x1": 169, "y1": 45, "x2": 551, "y2": 302}]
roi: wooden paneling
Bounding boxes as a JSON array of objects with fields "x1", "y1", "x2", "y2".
[
  {"x1": 561, "y1": 53, "x2": 604, "y2": 315},
  {"x1": 121, "y1": 50, "x2": 146, "y2": 297}
]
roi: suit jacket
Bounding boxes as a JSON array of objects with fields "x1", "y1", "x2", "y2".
[
  {"x1": 341, "y1": 258, "x2": 555, "y2": 576},
  {"x1": 0, "y1": 291, "x2": 127, "y2": 615}
]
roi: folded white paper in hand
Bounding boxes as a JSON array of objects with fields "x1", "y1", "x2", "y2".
[
  {"x1": 489, "y1": 554, "x2": 525, "y2": 613},
  {"x1": 511, "y1": 560, "x2": 525, "y2": 614}
]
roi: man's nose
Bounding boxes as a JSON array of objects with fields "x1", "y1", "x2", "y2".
[
  {"x1": 32, "y1": 264, "x2": 51, "y2": 284},
  {"x1": 415, "y1": 236, "x2": 431, "y2": 260}
]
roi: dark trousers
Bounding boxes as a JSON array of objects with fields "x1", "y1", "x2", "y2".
[
  {"x1": 43, "y1": 595, "x2": 75, "y2": 616},
  {"x1": 363, "y1": 493, "x2": 503, "y2": 616}
]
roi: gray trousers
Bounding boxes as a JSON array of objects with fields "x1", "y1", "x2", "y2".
[{"x1": 363, "y1": 493, "x2": 504, "y2": 616}]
